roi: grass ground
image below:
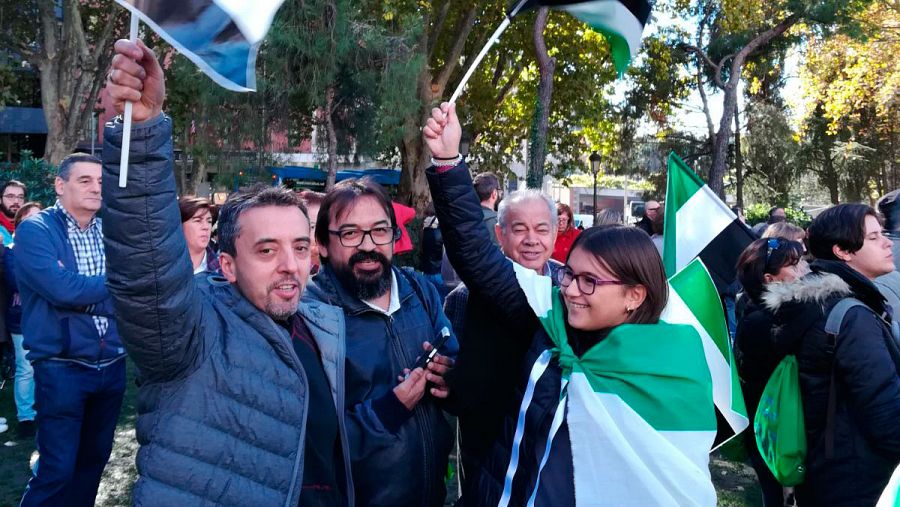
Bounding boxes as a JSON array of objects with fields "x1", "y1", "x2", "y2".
[{"x1": 0, "y1": 360, "x2": 763, "y2": 506}]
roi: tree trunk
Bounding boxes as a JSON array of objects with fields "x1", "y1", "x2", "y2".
[
  {"x1": 700, "y1": 15, "x2": 799, "y2": 197},
  {"x1": 324, "y1": 85, "x2": 339, "y2": 190},
  {"x1": 185, "y1": 160, "x2": 205, "y2": 196},
  {"x1": 527, "y1": 7, "x2": 555, "y2": 190},
  {"x1": 38, "y1": 1, "x2": 120, "y2": 165},
  {"x1": 397, "y1": 6, "x2": 478, "y2": 213},
  {"x1": 734, "y1": 103, "x2": 743, "y2": 208}
]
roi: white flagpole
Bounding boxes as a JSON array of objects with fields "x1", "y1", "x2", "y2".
[
  {"x1": 448, "y1": 0, "x2": 529, "y2": 104},
  {"x1": 118, "y1": 13, "x2": 139, "y2": 188}
]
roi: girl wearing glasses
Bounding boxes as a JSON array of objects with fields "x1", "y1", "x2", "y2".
[
  {"x1": 424, "y1": 102, "x2": 717, "y2": 506},
  {"x1": 733, "y1": 237, "x2": 807, "y2": 507}
]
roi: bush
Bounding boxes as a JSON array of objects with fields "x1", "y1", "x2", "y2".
[
  {"x1": 0, "y1": 151, "x2": 58, "y2": 207},
  {"x1": 745, "y1": 203, "x2": 812, "y2": 229}
]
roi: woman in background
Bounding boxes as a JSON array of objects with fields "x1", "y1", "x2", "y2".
[
  {"x1": 552, "y1": 203, "x2": 580, "y2": 263},
  {"x1": 178, "y1": 196, "x2": 218, "y2": 274}
]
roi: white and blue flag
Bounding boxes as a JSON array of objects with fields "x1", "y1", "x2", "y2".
[{"x1": 114, "y1": 0, "x2": 285, "y2": 91}]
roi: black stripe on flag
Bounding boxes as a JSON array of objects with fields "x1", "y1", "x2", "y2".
[
  {"x1": 697, "y1": 219, "x2": 757, "y2": 293},
  {"x1": 516, "y1": 0, "x2": 652, "y2": 25}
]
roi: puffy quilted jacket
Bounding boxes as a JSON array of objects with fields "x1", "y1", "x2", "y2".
[{"x1": 102, "y1": 115, "x2": 353, "y2": 506}]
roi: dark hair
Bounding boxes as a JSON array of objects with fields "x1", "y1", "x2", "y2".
[
  {"x1": 315, "y1": 177, "x2": 396, "y2": 248},
  {"x1": 808, "y1": 204, "x2": 880, "y2": 261},
  {"x1": 736, "y1": 238, "x2": 804, "y2": 302},
  {"x1": 2, "y1": 180, "x2": 27, "y2": 198},
  {"x1": 557, "y1": 202, "x2": 574, "y2": 229},
  {"x1": 178, "y1": 196, "x2": 212, "y2": 224},
  {"x1": 217, "y1": 184, "x2": 308, "y2": 257},
  {"x1": 58, "y1": 153, "x2": 101, "y2": 181},
  {"x1": 13, "y1": 201, "x2": 42, "y2": 228},
  {"x1": 878, "y1": 189, "x2": 900, "y2": 232},
  {"x1": 768, "y1": 206, "x2": 784, "y2": 218},
  {"x1": 473, "y1": 172, "x2": 500, "y2": 202},
  {"x1": 568, "y1": 226, "x2": 668, "y2": 324}
]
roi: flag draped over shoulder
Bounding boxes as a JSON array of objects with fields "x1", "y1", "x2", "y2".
[
  {"x1": 661, "y1": 259, "x2": 750, "y2": 443},
  {"x1": 509, "y1": 263, "x2": 717, "y2": 506},
  {"x1": 515, "y1": 0, "x2": 652, "y2": 75},
  {"x1": 662, "y1": 153, "x2": 755, "y2": 291},
  {"x1": 114, "y1": 0, "x2": 285, "y2": 91}
]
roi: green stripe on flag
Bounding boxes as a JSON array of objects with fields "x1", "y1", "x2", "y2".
[
  {"x1": 573, "y1": 323, "x2": 716, "y2": 431},
  {"x1": 668, "y1": 259, "x2": 730, "y2": 358},
  {"x1": 663, "y1": 152, "x2": 706, "y2": 277},
  {"x1": 538, "y1": 288, "x2": 715, "y2": 432},
  {"x1": 559, "y1": 0, "x2": 646, "y2": 76}
]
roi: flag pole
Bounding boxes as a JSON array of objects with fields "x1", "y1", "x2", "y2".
[
  {"x1": 118, "y1": 13, "x2": 139, "y2": 188},
  {"x1": 448, "y1": 0, "x2": 529, "y2": 104}
]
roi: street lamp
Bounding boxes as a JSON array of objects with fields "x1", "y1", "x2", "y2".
[{"x1": 589, "y1": 151, "x2": 601, "y2": 225}]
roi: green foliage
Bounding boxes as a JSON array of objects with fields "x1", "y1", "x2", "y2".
[
  {"x1": 745, "y1": 203, "x2": 812, "y2": 228},
  {"x1": 0, "y1": 151, "x2": 59, "y2": 207}
]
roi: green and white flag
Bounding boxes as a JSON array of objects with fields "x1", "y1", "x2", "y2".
[
  {"x1": 661, "y1": 258, "x2": 750, "y2": 442},
  {"x1": 516, "y1": 0, "x2": 651, "y2": 76},
  {"x1": 877, "y1": 465, "x2": 900, "y2": 507},
  {"x1": 662, "y1": 153, "x2": 756, "y2": 291},
  {"x1": 507, "y1": 263, "x2": 717, "y2": 506}
]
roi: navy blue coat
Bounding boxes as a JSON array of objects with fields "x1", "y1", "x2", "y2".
[
  {"x1": 15, "y1": 205, "x2": 122, "y2": 365},
  {"x1": 304, "y1": 263, "x2": 458, "y2": 507},
  {"x1": 765, "y1": 260, "x2": 900, "y2": 506}
]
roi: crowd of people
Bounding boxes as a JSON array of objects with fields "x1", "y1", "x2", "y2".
[{"x1": 0, "y1": 37, "x2": 897, "y2": 507}]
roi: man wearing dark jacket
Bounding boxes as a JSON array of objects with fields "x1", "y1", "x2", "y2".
[
  {"x1": 103, "y1": 38, "x2": 364, "y2": 506},
  {"x1": 303, "y1": 178, "x2": 458, "y2": 507},
  {"x1": 764, "y1": 204, "x2": 900, "y2": 506},
  {"x1": 16, "y1": 153, "x2": 125, "y2": 507}
]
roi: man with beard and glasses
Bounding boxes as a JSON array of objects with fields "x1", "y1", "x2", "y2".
[
  {"x1": 304, "y1": 178, "x2": 458, "y2": 507},
  {"x1": 101, "y1": 37, "x2": 365, "y2": 506},
  {"x1": 0, "y1": 180, "x2": 27, "y2": 246}
]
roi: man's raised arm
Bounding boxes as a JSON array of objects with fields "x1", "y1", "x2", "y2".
[{"x1": 102, "y1": 39, "x2": 207, "y2": 383}]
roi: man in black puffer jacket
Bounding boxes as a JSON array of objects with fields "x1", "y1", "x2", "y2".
[
  {"x1": 764, "y1": 204, "x2": 900, "y2": 506},
  {"x1": 104, "y1": 39, "x2": 357, "y2": 506}
]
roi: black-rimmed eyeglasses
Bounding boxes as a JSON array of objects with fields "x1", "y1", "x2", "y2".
[
  {"x1": 328, "y1": 226, "x2": 400, "y2": 247},
  {"x1": 556, "y1": 266, "x2": 624, "y2": 295}
]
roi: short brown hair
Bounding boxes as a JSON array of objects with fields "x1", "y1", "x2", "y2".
[
  {"x1": 178, "y1": 196, "x2": 212, "y2": 224},
  {"x1": 315, "y1": 178, "x2": 397, "y2": 248},
  {"x1": 762, "y1": 222, "x2": 805, "y2": 242},
  {"x1": 557, "y1": 203, "x2": 574, "y2": 228},
  {"x1": 14, "y1": 201, "x2": 42, "y2": 228},
  {"x1": 568, "y1": 226, "x2": 668, "y2": 324}
]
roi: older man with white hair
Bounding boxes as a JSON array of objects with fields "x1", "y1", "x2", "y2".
[{"x1": 441, "y1": 188, "x2": 563, "y2": 496}]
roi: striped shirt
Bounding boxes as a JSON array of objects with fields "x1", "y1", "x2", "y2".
[{"x1": 58, "y1": 201, "x2": 108, "y2": 338}]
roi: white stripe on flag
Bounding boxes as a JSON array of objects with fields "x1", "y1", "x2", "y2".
[
  {"x1": 674, "y1": 185, "x2": 733, "y2": 273},
  {"x1": 566, "y1": 374, "x2": 717, "y2": 506},
  {"x1": 563, "y1": 0, "x2": 645, "y2": 59},
  {"x1": 661, "y1": 288, "x2": 749, "y2": 438},
  {"x1": 213, "y1": 0, "x2": 285, "y2": 44},
  {"x1": 512, "y1": 261, "x2": 553, "y2": 319}
]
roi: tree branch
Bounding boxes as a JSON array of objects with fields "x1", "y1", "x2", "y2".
[
  {"x1": 727, "y1": 14, "x2": 800, "y2": 87},
  {"x1": 426, "y1": 0, "x2": 452, "y2": 61},
  {"x1": 434, "y1": 5, "x2": 477, "y2": 91},
  {"x1": 680, "y1": 44, "x2": 724, "y2": 88}
]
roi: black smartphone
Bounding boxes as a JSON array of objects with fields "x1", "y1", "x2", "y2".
[{"x1": 412, "y1": 326, "x2": 451, "y2": 370}]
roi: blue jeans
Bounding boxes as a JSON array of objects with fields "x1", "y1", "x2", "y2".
[
  {"x1": 20, "y1": 359, "x2": 126, "y2": 507},
  {"x1": 12, "y1": 333, "x2": 35, "y2": 422}
]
